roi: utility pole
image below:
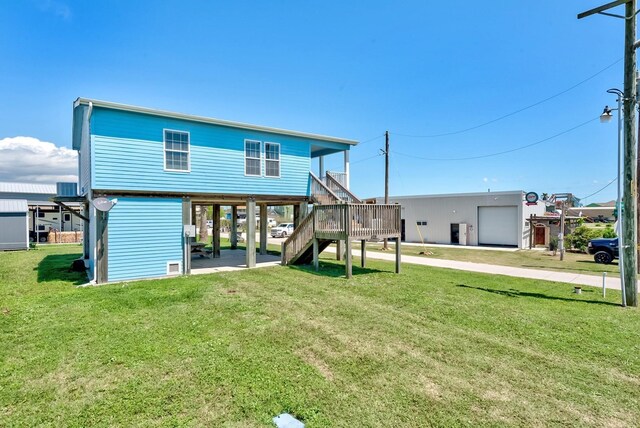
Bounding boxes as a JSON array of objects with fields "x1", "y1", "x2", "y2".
[
  {"x1": 383, "y1": 130, "x2": 390, "y2": 250},
  {"x1": 637, "y1": 72, "x2": 640, "y2": 277},
  {"x1": 579, "y1": 0, "x2": 638, "y2": 307},
  {"x1": 623, "y1": 0, "x2": 638, "y2": 306},
  {"x1": 559, "y1": 201, "x2": 566, "y2": 261}
]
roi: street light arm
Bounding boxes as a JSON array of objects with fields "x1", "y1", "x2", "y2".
[{"x1": 578, "y1": 0, "x2": 632, "y2": 19}]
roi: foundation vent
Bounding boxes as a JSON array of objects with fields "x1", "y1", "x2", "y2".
[{"x1": 167, "y1": 262, "x2": 181, "y2": 275}]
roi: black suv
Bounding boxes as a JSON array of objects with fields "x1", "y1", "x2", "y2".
[{"x1": 587, "y1": 238, "x2": 619, "y2": 264}]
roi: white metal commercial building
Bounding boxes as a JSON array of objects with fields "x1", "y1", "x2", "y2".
[
  {"x1": 370, "y1": 191, "x2": 546, "y2": 248},
  {"x1": 0, "y1": 199, "x2": 29, "y2": 250},
  {"x1": 0, "y1": 182, "x2": 82, "y2": 242}
]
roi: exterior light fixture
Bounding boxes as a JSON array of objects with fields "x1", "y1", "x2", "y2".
[{"x1": 600, "y1": 105, "x2": 614, "y2": 123}]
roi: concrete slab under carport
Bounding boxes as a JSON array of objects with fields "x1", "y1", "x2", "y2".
[{"x1": 190, "y1": 249, "x2": 280, "y2": 274}]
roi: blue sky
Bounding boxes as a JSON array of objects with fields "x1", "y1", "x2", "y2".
[{"x1": 0, "y1": 1, "x2": 629, "y2": 203}]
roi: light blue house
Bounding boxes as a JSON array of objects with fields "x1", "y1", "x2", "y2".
[{"x1": 70, "y1": 98, "x2": 374, "y2": 284}]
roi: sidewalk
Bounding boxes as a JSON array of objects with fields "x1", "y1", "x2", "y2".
[
  {"x1": 397, "y1": 241, "x2": 519, "y2": 252},
  {"x1": 325, "y1": 247, "x2": 630, "y2": 291}
]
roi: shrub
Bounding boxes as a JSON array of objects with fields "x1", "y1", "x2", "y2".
[
  {"x1": 602, "y1": 225, "x2": 616, "y2": 238},
  {"x1": 566, "y1": 225, "x2": 617, "y2": 252}
]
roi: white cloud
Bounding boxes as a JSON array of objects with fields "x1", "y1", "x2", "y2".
[
  {"x1": 483, "y1": 177, "x2": 488, "y2": 183},
  {"x1": 0, "y1": 136, "x2": 77, "y2": 184}
]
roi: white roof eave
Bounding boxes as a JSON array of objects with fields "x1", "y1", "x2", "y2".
[{"x1": 74, "y1": 98, "x2": 359, "y2": 146}]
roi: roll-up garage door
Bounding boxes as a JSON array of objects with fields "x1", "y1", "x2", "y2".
[{"x1": 478, "y1": 206, "x2": 518, "y2": 246}]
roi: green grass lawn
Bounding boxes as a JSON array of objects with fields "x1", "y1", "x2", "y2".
[
  {"x1": 1, "y1": 245, "x2": 639, "y2": 427},
  {"x1": 367, "y1": 242, "x2": 621, "y2": 277}
]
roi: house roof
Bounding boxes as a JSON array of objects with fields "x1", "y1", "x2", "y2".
[
  {"x1": 594, "y1": 200, "x2": 616, "y2": 207},
  {"x1": 0, "y1": 182, "x2": 56, "y2": 195},
  {"x1": 74, "y1": 98, "x2": 359, "y2": 146},
  {"x1": 0, "y1": 199, "x2": 28, "y2": 213},
  {"x1": 369, "y1": 190, "x2": 526, "y2": 201}
]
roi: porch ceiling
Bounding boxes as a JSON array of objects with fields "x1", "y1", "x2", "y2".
[{"x1": 311, "y1": 145, "x2": 348, "y2": 158}]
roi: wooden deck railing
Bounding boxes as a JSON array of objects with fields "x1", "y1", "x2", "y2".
[
  {"x1": 310, "y1": 172, "x2": 342, "y2": 205},
  {"x1": 283, "y1": 204, "x2": 401, "y2": 265},
  {"x1": 282, "y1": 202, "x2": 402, "y2": 275},
  {"x1": 325, "y1": 173, "x2": 362, "y2": 204},
  {"x1": 314, "y1": 204, "x2": 349, "y2": 240},
  {"x1": 314, "y1": 204, "x2": 401, "y2": 240},
  {"x1": 282, "y1": 210, "x2": 315, "y2": 265},
  {"x1": 326, "y1": 171, "x2": 347, "y2": 187},
  {"x1": 347, "y1": 204, "x2": 401, "y2": 238}
]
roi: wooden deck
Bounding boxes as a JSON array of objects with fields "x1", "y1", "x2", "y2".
[{"x1": 282, "y1": 203, "x2": 402, "y2": 278}]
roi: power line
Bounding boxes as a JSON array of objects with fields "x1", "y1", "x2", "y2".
[
  {"x1": 351, "y1": 153, "x2": 383, "y2": 164},
  {"x1": 579, "y1": 178, "x2": 617, "y2": 201},
  {"x1": 358, "y1": 134, "x2": 385, "y2": 145},
  {"x1": 391, "y1": 116, "x2": 599, "y2": 161},
  {"x1": 391, "y1": 58, "x2": 622, "y2": 139}
]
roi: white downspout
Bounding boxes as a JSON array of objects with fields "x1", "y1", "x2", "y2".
[{"x1": 84, "y1": 102, "x2": 99, "y2": 284}]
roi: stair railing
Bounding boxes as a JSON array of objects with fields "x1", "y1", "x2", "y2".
[
  {"x1": 325, "y1": 173, "x2": 362, "y2": 204},
  {"x1": 326, "y1": 170, "x2": 347, "y2": 187},
  {"x1": 281, "y1": 210, "x2": 315, "y2": 265},
  {"x1": 310, "y1": 172, "x2": 342, "y2": 205}
]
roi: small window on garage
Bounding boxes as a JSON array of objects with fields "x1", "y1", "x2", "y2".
[{"x1": 64, "y1": 213, "x2": 71, "y2": 222}]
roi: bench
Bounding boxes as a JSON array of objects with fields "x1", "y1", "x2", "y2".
[{"x1": 190, "y1": 241, "x2": 209, "y2": 258}]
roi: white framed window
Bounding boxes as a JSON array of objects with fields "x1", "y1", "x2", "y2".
[
  {"x1": 264, "y1": 142, "x2": 280, "y2": 178},
  {"x1": 245, "y1": 139, "x2": 261, "y2": 176},
  {"x1": 164, "y1": 129, "x2": 190, "y2": 172}
]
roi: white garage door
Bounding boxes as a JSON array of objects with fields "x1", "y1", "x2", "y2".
[{"x1": 478, "y1": 206, "x2": 518, "y2": 246}]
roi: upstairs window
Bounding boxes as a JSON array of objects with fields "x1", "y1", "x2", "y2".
[
  {"x1": 265, "y1": 143, "x2": 280, "y2": 177},
  {"x1": 245, "y1": 140, "x2": 261, "y2": 176},
  {"x1": 164, "y1": 130, "x2": 190, "y2": 172}
]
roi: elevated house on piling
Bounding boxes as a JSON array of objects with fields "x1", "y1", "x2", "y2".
[{"x1": 65, "y1": 99, "x2": 401, "y2": 284}]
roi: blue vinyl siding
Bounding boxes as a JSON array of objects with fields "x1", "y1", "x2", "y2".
[
  {"x1": 89, "y1": 108, "x2": 338, "y2": 196},
  {"x1": 107, "y1": 197, "x2": 183, "y2": 282}
]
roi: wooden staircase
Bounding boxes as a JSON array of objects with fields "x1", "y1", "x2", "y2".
[{"x1": 282, "y1": 173, "x2": 401, "y2": 276}]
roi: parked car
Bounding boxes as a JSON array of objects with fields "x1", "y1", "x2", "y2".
[
  {"x1": 267, "y1": 218, "x2": 277, "y2": 227},
  {"x1": 271, "y1": 223, "x2": 294, "y2": 238},
  {"x1": 587, "y1": 237, "x2": 619, "y2": 264}
]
